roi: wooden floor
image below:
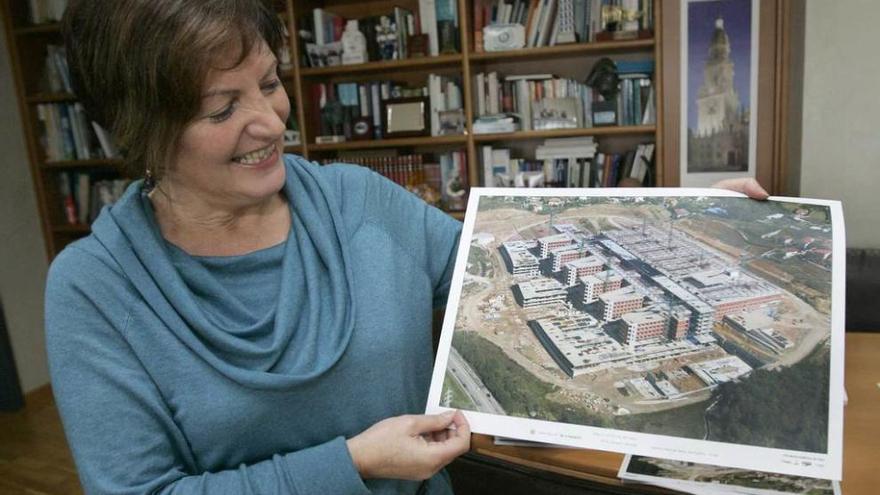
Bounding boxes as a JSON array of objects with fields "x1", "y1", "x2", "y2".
[{"x1": 0, "y1": 385, "x2": 83, "y2": 494}]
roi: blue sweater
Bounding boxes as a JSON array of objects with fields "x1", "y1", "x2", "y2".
[{"x1": 45, "y1": 155, "x2": 462, "y2": 494}]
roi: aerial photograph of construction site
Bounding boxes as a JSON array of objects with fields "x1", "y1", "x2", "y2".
[{"x1": 439, "y1": 192, "x2": 837, "y2": 455}]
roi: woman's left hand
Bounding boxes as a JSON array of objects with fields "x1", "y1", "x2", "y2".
[{"x1": 711, "y1": 178, "x2": 769, "y2": 200}]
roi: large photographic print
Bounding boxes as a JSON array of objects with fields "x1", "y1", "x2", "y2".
[
  {"x1": 680, "y1": 0, "x2": 758, "y2": 186},
  {"x1": 426, "y1": 188, "x2": 844, "y2": 479}
]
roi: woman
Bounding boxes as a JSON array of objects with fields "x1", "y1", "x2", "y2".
[
  {"x1": 47, "y1": 1, "x2": 768, "y2": 494},
  {"x1": 49, "y1": 1, "x2": 467, "y2": 493}
]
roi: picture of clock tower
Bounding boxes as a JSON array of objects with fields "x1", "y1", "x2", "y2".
[{"x1": 688, "y1": 14, "x2": 750, "y2": 172}]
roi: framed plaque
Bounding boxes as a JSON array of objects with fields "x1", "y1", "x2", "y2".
[
  {"x1": 381, "y1": 97, "x2": 430, "y2": 138},
  {"x1": 592, "y1": 99, "x2": 617, "y2": 126},
  {"x1": 351, "y1": 117, "x2": 373, "y2": 141}
]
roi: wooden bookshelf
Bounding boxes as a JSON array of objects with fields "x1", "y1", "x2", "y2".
[
  {"x1": 291, "y1": 0, "x2": 667, "y2": 198},
  {"x1": 11, "y1": 21, "x2": 58, "y2": 35},
  {"x1": 284, "y1": 144, "x2": 305, "y2": 155},
  {"x1": 51, "y1": 224, "x2": 90, "y2": 234},
  {"x1": 472, "y1": 125, "x2": 657, "y2": 143},
  {"x1": 2, "y1": 0, "x2": 685, "y2": 260},
  {"x1": 299, "y1": 53, "x2": 463, "y2": 77},
  {"x1": 309, "y1": 134, "x2": 468, "y2": 152},
  {"x1": 25, "y1": 92, "x2": 76, "y2": 103},
  {"x1": 468, "y1": 38, "x2": 655, "y2": 62}
]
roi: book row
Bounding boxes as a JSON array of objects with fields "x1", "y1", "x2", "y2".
[
  {"x1": 311, "y1": 75, "x2": 463, "y2": 142},
  {"x1": 474, "y1": 0, "x2": 654, "y2": 52},
  {"x1": 324, "y1": 150, "x2": 469, "y2": 211},
  {"x1": 480, "y1": 136, "x2": 654, "y2": 188},
  {"x1": 320, "y1": 153, "x2": 436, "y2": 189},
  {"x1": 474, "y1": 72, "x2": 595, "y2": 131},
  {"x1": 57, "y1": 172, "x2": 129, "y2": 225},
  {"x1": 472, "y1": 67, "x2": 654, "y2": 133},
  {"x1": 36, "y1": 103, "x2": 119, "y2": 162},
  {"x1": 301, "y1": 0, "x2": 459, "y2": 68},
  {"x1": 41, "y1": 45, "x2": 72, "y2": 94}
]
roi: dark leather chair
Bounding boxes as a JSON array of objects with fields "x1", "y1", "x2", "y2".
[{"x1": 846, "y1": 249, "x2": 880, "y2": 331}]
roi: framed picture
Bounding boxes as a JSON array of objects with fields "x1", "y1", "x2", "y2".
[
  {"x1": 381, "y1": 97, "x2": 430, "y2": 138},
  {"x1": 591, "y1": 100, "x2": 618, "y2": 127},
  {"x1": 532, "y1": 97, "x2": 580, "y2": 130},
  {"x1": 680, "y1": 0, "x2": 759, "y2": 186},
  {"x1": 438, "y1": 108, "x2": 465, "y2": 136}
]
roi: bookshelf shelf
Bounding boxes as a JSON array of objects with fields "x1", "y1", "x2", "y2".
[
  {"x1": 52, "y1": 224, "x2": 90, "y2": 234},
  {"x1": 308, "y1": 134, "x2": 467, "y2": 151},
  {"x1": 13, "y1": 22, "x2": 60, "y2": 35},
  {"x1": 469, "y1": 39, "x2": 655, "y2": 63},
  {"x1": 472, "y1": 125, "x2": 657, "y2": 143},
  {"x1": 26, "y1": 92, "x2": 77, "y2": 103},
  {"x1": 299, "y1": 54, "x2": 464, "y2": 78},
  {"x1": 41, "y1": 158, "x2": 123, "y2": 170}
]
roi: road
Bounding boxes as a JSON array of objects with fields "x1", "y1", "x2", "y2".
[
  {"x1": 448, "y1": 347, "x2": 506, "y2": 415},
  {"x1": 703, "y1": 397, "x2": 719, "y2": 440}
]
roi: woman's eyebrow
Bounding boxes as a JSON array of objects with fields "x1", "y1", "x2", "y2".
[
  {"x1": 202, "y1": 61, "x2": 279, "y2": 98},
  {"x1": 202, "y1": 88, "x2": 238, "y2": 99}
]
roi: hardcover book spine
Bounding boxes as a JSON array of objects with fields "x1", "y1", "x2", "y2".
[{"x1": 419, "y1": 0, "x2": 440, "y2": 56}]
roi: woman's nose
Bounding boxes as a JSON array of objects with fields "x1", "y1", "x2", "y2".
[{"x1": 243, "y1": 96, "x2": 289, "y2": 137}]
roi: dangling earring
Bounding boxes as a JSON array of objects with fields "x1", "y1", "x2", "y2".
[{"x1": 144, "y1": 166, "x2": 155, "y2": 190}]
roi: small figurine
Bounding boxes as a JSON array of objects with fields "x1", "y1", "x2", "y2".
[
  {"x1": 375, "y1": 16, "x2": 399, "y2": 60},
  {"x1": 341, "y1": 20, "x2": 367, "y2": 65},
  {"x1": 320, "y1": 100, "x2": 345, "y2": 137}
]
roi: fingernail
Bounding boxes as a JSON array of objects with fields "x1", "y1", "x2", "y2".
[{"x1": 442, "y1": 410, "x2": 456, "y2": 418}]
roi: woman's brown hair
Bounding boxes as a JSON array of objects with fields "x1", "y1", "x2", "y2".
[{"x1": 62, "y1": 0, "x2": 285, "y2": 181}]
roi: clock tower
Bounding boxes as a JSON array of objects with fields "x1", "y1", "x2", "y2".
[
  {"x1": 696, "y1": 17, "x2": 741, "y2": 136},
  {"x1": 688, "y1": 15, "x2": 749, "y2": 172}
]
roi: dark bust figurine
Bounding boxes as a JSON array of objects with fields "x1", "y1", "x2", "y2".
[{"x1": 585, "y1": 57, "x2": 620, "y2": 101}]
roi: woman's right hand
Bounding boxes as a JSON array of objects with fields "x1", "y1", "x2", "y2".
[{"x1": 346, "y1": 410, "x2": 471, "y2": 480}]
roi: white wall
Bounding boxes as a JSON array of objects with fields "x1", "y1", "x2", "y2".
[
  {"x1": 801, "y1": 0, "x2": 880, "y2": 248},
  {"x1": 0, "y1": 22, "x2": 51, "y2": 393}
]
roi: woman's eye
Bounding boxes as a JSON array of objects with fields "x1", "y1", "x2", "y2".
[
  {"x1": 208, "y1": 103, "x2": 236, "y2": 123},
  {"x1": 262, "y1": 80, "x2": 282, "y2": 93}
]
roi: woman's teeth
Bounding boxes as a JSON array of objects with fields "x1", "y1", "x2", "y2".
[{"x1": 233, "y1": 145, "x2": 275, "y2": 165}]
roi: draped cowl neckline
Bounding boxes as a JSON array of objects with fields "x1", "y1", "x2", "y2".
[{"x1": 90, "y1": 156, "x2": 358, "y2": 390}]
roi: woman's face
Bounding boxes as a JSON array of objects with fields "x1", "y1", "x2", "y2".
[{"x1": 168, "y1": 43, "x2": 290, "y2": 208}]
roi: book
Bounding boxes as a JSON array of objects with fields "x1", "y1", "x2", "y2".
[
  {"x1": 536, "y1": 0, "x2": 557, "y2": 47},
  {"x1": 473, "y1": 113, "x2": 518, "y2": 133},
  {"x1": 481, "y1": 145, "x2": 494, "y2": 186},
  {"x1": 75, "y1": 173, "x2": 90, "y2": 225},
  {"x1": 474, "y1": 0, "x2": 486, "y2": 52},
  {"x1": 490, "y1": 148, "x2": 511, "y2": 186},
  {"x1": 393, "y1": 7, "x2": 413, "y2": 58},
  {"x1": 527, "y1": 0, "x2": 547, "y2": 47},
  {"x1": 428, "y1": 74, "x2": 444, "y2": 136},
  {"x1": 435, "y1": 0, "x2": 459, "y2": 53},
  {"x1": 57, "y1": 173, "x2": 76, "y2": 224},
  {"x1": 91, "y1": 122, "x2": 120, "y2": 158},
  {"x1": 523, "y1": 0, "x2": 540, "y2": 43},
  {"x1": 419, "y1": 0, "x2": 440, "y2": 55},
  {"x1": 487, "y1": 72, "x2": 500, "y2": 115},
  {"x1": 476, "y1": 72, "x2": 487, "y2": 116}
]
